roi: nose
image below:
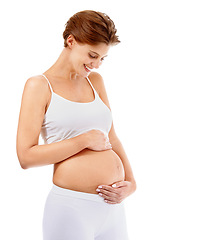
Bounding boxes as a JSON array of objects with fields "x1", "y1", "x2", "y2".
[{"x1": 93, "y1": 59, "x2": 103, "y2": 69}]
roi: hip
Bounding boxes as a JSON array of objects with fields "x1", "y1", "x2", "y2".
[{"x1": 43, "y1": 184, "x2": 129, "y2": 240}]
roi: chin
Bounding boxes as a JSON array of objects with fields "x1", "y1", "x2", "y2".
[
  {"x1": 80, "y1": 72, "x2": 89, "y2": 78},
  {"x1": 81, "y1": 70, "x2": 91, "y2": 78}
]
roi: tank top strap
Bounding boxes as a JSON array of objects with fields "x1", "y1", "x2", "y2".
[
  {"x1": 86, "y1": 76, "x2": 97, "y2": 96},
  {"x1": 41, "y1": 74, "x2": 53, "y2": 92}
]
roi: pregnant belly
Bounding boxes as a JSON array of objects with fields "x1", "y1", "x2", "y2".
[{"x1": 53, "y1": 149, "x2": 125, "y2": 194}]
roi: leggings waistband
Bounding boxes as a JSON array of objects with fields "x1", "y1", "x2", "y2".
[{"x1": 51, "y1": 184, "x2": 104, "y2": 203}]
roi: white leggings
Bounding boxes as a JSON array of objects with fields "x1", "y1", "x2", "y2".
[{"x1": 43, "y1": 184, "x2": 129, "y2": 240}]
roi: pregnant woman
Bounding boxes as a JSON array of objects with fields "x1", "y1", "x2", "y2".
[{"x1": 16, "y1": 10, "x2": 136, "y2": 240}]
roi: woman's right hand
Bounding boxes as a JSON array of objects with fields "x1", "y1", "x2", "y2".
[{"x1": 85, "y1": 130, "x2": 112, "y2": 151}]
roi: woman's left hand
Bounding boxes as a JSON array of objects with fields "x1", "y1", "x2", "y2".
[{"x1": 96, "y1": 180, "x2": 136, "y2": 204}]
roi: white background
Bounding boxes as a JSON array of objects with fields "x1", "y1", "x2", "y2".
[{"x1": 0, "y1": 0, "x2": 214, "y2": 239}]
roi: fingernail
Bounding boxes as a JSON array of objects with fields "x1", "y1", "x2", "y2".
[
  {"x1": 99, "y1": 193, "x2": 102, "y2": 196},
  {"x1": 112, "y1": 184, "x2": 116, "y2": 188},
  {"x1": 96, "y1": 188, "x2": 100, "y2": 192},
  {"x1": 98, "y1": 185, "x2": 102, "y2": 189}
]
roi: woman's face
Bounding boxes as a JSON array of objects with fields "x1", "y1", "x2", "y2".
[{"x1": 69, "y1": 39, "x2": 111, "y2": 78}]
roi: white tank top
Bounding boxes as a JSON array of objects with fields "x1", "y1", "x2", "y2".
[{"x1": 40, "y1": 74, "x2": 113, "y2": 144}]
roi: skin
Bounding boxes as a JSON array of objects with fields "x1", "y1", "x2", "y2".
[
  {"x1": 18, "y1": 34, "x2": 136, "y2": 204},
  {"x1": 45, "y1": 35, "x2": 110, "y2": 82}
]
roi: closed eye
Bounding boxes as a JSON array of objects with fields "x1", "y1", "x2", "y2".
[
  {"x1": 89, "y1": 53, "x2": 106, "y2": 61},
  {"x1": 89, "y1": 54, "x2": 97, "y2": 59}
]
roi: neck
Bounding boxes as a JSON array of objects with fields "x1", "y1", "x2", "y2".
[{"x1": 45, "y1": 48, "x2": 80, "y2": 81}]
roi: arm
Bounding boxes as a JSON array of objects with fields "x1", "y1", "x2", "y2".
[
  {"x1": 16, "y1": 76, "x2": 88, "y2": 169},
  {"x1": 16, "y1": 76, "x2": 111, "y2": 169},
  {"x1": 89, "y1": 72, "x2": 136, "y2": 203}
]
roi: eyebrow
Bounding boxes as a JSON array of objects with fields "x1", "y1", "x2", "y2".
[{"x1": 89, "y1": 50, "x2": 108, "y2": 58}]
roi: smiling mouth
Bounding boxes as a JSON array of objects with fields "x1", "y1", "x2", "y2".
[{"x1": 84, "y1": 64, "x2": 93, "y2": 72}]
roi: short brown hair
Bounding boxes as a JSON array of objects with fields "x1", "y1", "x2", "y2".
[{"x1": 63, "y1": 10, "x2": 120, "y2": 47}]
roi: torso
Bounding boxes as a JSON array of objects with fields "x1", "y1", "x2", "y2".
[
  {"x1": 53, "y1": 149, "x2": 125, "y2": 194},
  {"x1": 43, "y1": 72, "x2": 125, "y2": 194}
]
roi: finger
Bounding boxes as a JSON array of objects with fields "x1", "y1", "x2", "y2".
[
  {"x1": 104, "y1": 199, "x2": 121, "y2": 204},
  {"x1": 98, "y1": 190, "x2": 118, "y2": 200},
  {"x1": 100, "y1": 192, "x2": 122, "y2": 203},
  {"x1": 96, "y1": 188, "x2": 118, "y2": 199},
  {"x1": 97, "y1": 185, "x2": 119, "y2": 195},
  {"x1": 112, "y1": 181, "x2": 127, "y2": 188},
  {"x1": 105, "y1": 143, "x2": 112, "y2": 149},
  {"x1": 104, "y1": 200, "x2": 117, "y2": 204}
]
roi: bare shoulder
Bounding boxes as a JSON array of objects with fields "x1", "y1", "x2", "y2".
[
  {"x1": 24, "y1": 75, "x2": 49, "y2": 93},
  {"x1": 88, "y1": 72, "x2": 105, "y2": 95},
  {"x1": 20, "y1": 75, "x2": 51, "y2": 115},
  {"x1": 88, "y1": 72, "x2": 111, "y2": 110},
  {"x1": 88, "y1": 71, "x2": 103, "y2": 80},
  {"x1": 23, "y1": 75, "x2": 51, "y2": 101}
]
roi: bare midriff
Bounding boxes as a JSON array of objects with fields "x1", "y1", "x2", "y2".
[{"x1": 53, "y1": 149, "x2": 125, "y2": 194}]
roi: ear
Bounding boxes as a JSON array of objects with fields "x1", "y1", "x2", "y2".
[{"x1": 66, "y1": 34, "x2": 77, "y2": 49}]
